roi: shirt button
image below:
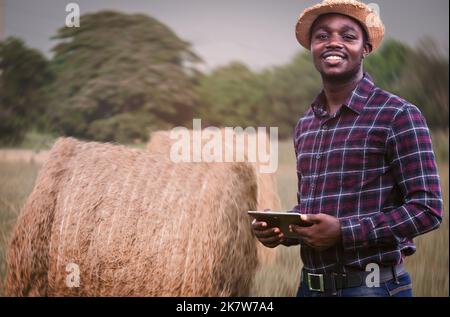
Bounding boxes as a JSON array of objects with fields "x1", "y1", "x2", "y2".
[
  {"x1": 322, "y1": 124, "x2": 328, "y2": 130},
  {"x1": 316, "y1": 154, "x2": 321, "y2": 160}
]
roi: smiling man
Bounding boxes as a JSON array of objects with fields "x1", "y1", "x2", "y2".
[{"x1": 251, "y1": 0, "x2": 443, "y2": 297}]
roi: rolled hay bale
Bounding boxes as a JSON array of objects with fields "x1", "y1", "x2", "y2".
[
  {"x1": 5, "y1": 139, "x2": 76, "y2": 296},
  {"x1": 148, "y1": 129, "x2": 281, "y2": 266},
  {"x1": 5, "y1": 137, "x2": 259, "y2": 296}
]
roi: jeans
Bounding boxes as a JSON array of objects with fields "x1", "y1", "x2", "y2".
[{"x1": 297, "y1": 272, "x2": 413, "y2": 297}]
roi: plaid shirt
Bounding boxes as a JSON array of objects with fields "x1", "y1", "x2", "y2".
[{"x1": 292, "y1": 73, "x2": 443, "y2": 272}]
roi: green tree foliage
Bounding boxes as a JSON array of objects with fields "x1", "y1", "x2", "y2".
[
  {"x1": 397, "y1": 38, "x2": 449, "y2": 129},
  {"x1": 259, "y1": 52, "x2": 321, "y2": 138},
  {"x1": 364, "y1": 39, "x2": 412, "y2": 91},
  {"x1": 195, "y1": 53, "x2": 321, "y2": 138},
  {"x1": 196, "y1": 39, "x2": 447, "y2": 139},
  {"x1": 2, "y1": 15, "x2": 447, "y2": 145},
  {"x1": 47, "y1": 11, "x2": 201, "y2": 143},
  {"x1": 0, "y1": 37, "x2": 52, "y2": 145},
  {"x1": 195, "y1": 62, "x2": 266, "y2": 127},
  {"x1": 365, "y1": 38, "x2": 448, "y2": 129}
]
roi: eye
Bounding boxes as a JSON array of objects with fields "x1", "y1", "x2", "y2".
[
  {"x1": 343, "y1": 34, "x2": 356, "y2": 40},
  {"x1": 315, "y1": 33, "x2": 328, "y2": 40}
]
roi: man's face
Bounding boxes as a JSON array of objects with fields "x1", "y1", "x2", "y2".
[{"x1": 310, "y1": 13, "x2": 372, "y2": 79}]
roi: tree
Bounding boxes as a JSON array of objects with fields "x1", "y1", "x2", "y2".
[
  {"x1": 259, "y1": 52, "x2": 321, "y2": 138},
  {"x1": 397, "y1": 38, "x2": 449, "y2": 129},
  {"x1": 0, "y1": 37, "x2": 52, "y2": 145},
  {"x1": 194, "y1": 53, "x2": 322, "y2": 139},
  {"x1": 47, "y1": 11, "x2": 201, "y2": 143},
  {"x1": 195, "y1": 62, "x2": 266, "y2": 128},
  {"x1": 364, "y1": 39, "x2": 412, "y2": 91},
  {"x1": 365, "y1": 38, "x2": 449, "y2": 129}
]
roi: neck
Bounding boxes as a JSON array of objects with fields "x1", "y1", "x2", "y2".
[{"x1": 321, "y1": 68, "x2": 364, "y2": 114}]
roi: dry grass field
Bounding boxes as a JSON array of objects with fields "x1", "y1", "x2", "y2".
[{"x1": 0, "y1": 131, "x2": 448, "y2": 297}]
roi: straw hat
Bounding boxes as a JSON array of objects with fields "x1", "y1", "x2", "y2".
[{"x1": 295, "y1": 0, "x2": 385, "y2": 51}]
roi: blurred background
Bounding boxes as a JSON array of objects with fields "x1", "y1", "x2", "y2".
[{"x1": 0, "y1": 0, "x2": 448, "y2": 296}]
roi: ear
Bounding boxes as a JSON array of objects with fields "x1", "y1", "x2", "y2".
[{"x1": 362, "y1": 42, "x2": 373, "y2": 59}]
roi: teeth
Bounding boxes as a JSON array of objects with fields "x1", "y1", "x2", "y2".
[{"x1": 325, "y1": 56, "x2": 343, "y2": 60}]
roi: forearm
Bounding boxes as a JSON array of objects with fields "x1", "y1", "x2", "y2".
[{"x1": 340, "y1": 197, "x2": 443, "y2": 251}]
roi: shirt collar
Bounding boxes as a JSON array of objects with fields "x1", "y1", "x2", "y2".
[{"x1": 311, "y1": 72, "x2": 375, "y2": 118}]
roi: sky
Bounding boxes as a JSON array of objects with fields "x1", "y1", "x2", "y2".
[{"x1": 3, "y1": 0, "x2": 449, "y2": 71}]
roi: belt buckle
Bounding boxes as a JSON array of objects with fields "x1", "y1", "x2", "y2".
[{"x1": 307, "y1": 273, "x2": 325, "y2": 292}]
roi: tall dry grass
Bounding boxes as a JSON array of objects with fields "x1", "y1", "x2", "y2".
[
  {"x1": 0, "y1": 130, "x2": 448, "y2": 296},
  {"x1": 0, "y1": 162, "x2": 40, "y2": 294}
]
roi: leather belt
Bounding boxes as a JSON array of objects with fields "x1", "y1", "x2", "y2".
[{"x1": 302, "y1": 264, "x2": 406, "y2": 293}]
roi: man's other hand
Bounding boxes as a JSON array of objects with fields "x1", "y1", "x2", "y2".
[
  {"x1": 251, "y1": 219, "x2": 285, "y2": 248},
  {"x1": 290, "y1": 213, "x2": 341, "y2": 251}
]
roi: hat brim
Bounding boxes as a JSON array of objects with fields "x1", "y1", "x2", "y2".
[{"x1": 295, "y1": 1, "x2": 385, "y2": 51}]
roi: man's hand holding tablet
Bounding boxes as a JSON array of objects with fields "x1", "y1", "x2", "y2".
[{"x1": 249, "y1": 210, "x2": 313, "y2": 248}]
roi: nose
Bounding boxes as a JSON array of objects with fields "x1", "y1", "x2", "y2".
[{"x1": 325, "y1": 34, "x2": 344, "y2": 49}]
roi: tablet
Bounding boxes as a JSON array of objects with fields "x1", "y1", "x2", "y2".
[{"x1": 248, "y1": 211, "x2": 312, "y2": 239}]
